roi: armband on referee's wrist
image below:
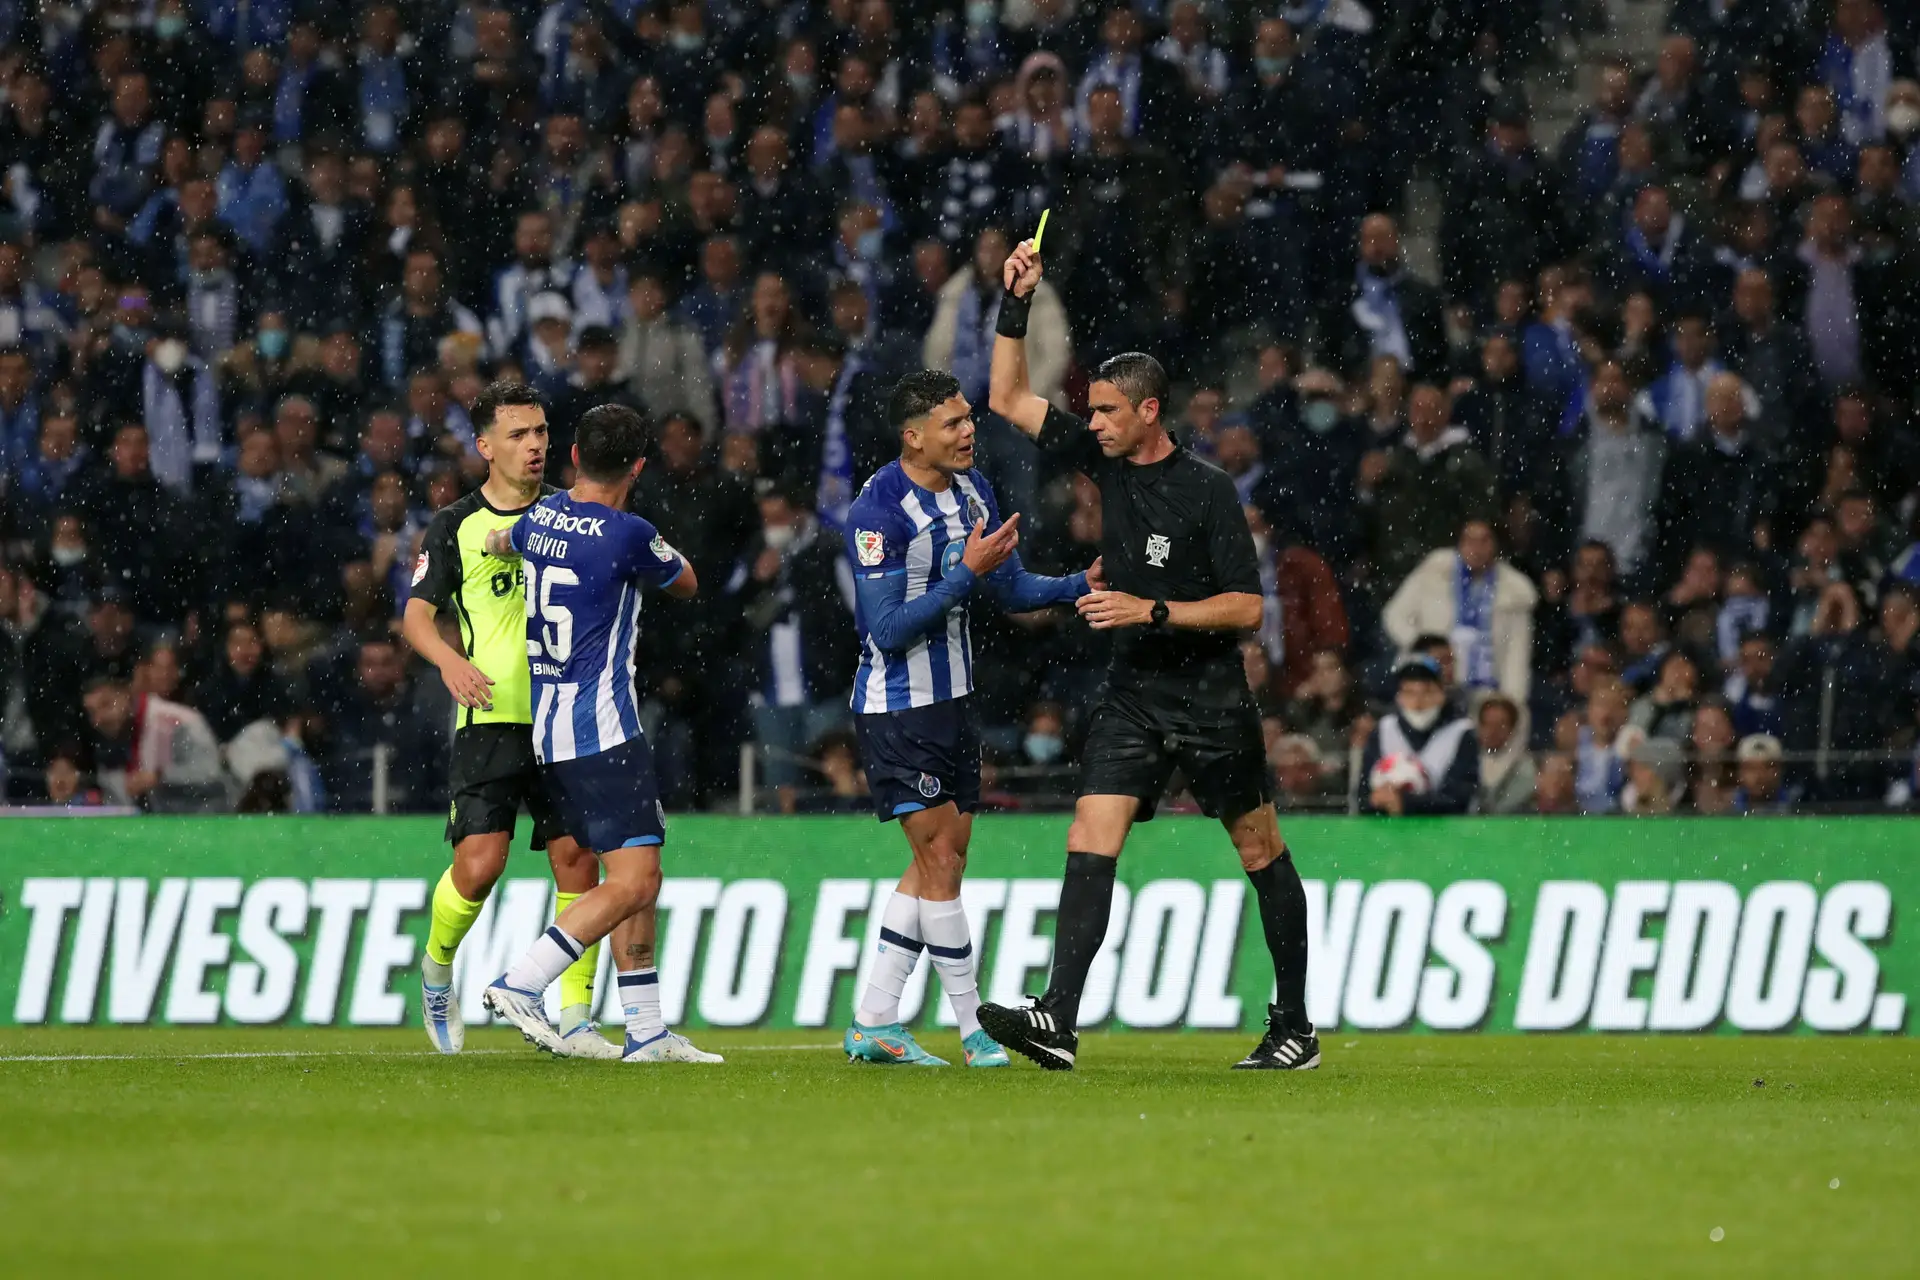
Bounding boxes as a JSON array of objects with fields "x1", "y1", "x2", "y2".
[{"x1": 995, "y1": 289, "x2": 1032, "y2": 338}]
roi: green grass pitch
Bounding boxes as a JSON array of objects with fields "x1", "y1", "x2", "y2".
[{"x1": 1, "y1": 1029, "x2": 1913, "y2": 1277}]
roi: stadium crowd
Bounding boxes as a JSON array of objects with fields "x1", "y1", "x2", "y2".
[{"x1": 1, "y1": 0, "x2": 1918, "y2": 815}]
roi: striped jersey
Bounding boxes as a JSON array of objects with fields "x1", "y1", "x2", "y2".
[
  {"x1": 845, "y1": 460, "x2": 1000, "y2": 713},
  {"x1": 510, "y1": 491, "x2": 687, "y2": 764}
]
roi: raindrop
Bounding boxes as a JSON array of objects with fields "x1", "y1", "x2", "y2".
[{"x1": 1709, "y1": 1228, "x2": 1724, "y2": 1243}]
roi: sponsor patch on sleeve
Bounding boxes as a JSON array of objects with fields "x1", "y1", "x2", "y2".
[
  {"x1": 854, "y1": 529, "x2": 885, "y2": 566},
  {"x1": 411, "y1": 553, "x2": 429, "y2": 586},
  {"x1": 650, "y1": 533, "x2": 677, "y2": 562}
]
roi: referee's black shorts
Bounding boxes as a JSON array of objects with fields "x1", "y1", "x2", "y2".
[
  {"x1": 1077, "y1": 675, "x2": 1271, "y2": 823},
  {"x1": 445, "y1": 724, "x2": 568, "y2": 849}
]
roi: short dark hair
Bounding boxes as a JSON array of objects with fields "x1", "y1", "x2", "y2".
[
  {"x1": 575, "y1": 403, "x2": 652, "y2": 482},
  {"x1": 1094, "y1": 352, "x2": 1169, "y2": 411},
  {"x1": 471, "y1": 380, "x2": 544, "y2": 435},
  {"x1": 888, "y1": 370, "x2": 962, "y2": 431}
]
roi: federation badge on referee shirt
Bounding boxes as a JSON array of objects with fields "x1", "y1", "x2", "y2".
[
  {"x1": 854, "y1": 529, "x2": 886, "y2": 566},
  {"x1": 411, "y1": 552, "x2": 429, "y2": 586}
]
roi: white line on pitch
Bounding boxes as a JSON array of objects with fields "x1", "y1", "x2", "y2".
[{"x1": 0, "y1": 1043, "x2": 841, "y2": 1063}]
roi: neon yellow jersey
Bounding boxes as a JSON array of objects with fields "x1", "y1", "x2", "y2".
[{"x1": 411, "y1": 487, "x2": 554, "y2": 728}]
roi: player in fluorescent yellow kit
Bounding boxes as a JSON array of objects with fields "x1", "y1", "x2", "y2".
[{"x1": 402, "y1": 380, "x2": 618, "y2": 1058}]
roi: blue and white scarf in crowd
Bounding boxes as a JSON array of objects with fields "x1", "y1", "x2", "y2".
[
  {"x1": 948, "y1": 281, "x2": 999, "y2": 406},
  {"x1": 1818, "y1": 33, "x2": 1891, "y2": 145},
  {"x1": 816, "y1": 351, "x2": 867, "y2": 531},
  {"x1": 1623, "y1": 212, "x2": 1684, "y2": 283},
  {"x1": 358, "y1": 52, "x2": 408, "y2": 153},
  {"x1": 1575, "y1": 726, "x2": 1625, "y2": 814},
  {"x1": 1075, "y1": 53, "x2": 1143, "y2": 142},
  {"x1": 1717, "y1": 594, "x2": 1770, "y2": 663},
  {"x1": 1453, "y1": 557, "x2": 1498, "y2": 689},
  {"x1": 1354, "y1": 266, "x2": 1411, "y2": 368},
  {"x1": 143, "y1": 360, "x2": 223, "y2": 494}
]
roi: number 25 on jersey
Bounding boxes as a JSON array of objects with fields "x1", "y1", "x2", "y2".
[{"x1": 525, "y1": 562, "x2": 578, "y2": 663}]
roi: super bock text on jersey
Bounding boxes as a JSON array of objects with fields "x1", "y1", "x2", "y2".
[
  {"x1": 510, "y1": 492, "x2": 686, "y2": 850},
  {"x1": 844, "y1": 460, "x2": 1088, "y2": 820}
]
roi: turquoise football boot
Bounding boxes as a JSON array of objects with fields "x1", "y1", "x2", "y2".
[
  {"x1": 844, "y1": 1021, "x2": 948, "y2": 1066},
  {"x1": 962, "y1": 1029, "x2": 1011, "y2": 1067}
]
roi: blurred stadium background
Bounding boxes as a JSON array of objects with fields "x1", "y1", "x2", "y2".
[{"x1": 0, "y1": 0, "x2": 1916, "y2": 820}]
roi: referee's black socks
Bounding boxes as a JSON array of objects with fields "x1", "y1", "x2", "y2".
[
  {"x1": 1040, "y1": 851, "x2": 1117, "y2": 1029},
  {"x1": 1247, "y1": 851, "x2": 1313, "y2": 1035}
]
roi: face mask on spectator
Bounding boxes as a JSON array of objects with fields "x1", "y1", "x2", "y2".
[
  {"x1": 1024, "y1": 732, "x2": 1064, "y2": 764},
  {"x1": 764, "y1": 524, "x2": 795, "y2": 551},
  {"x1": 155, "y1": 14, "x2": 186, "y2": 39},
  {"x1": 1400, "y1": 703, "x2": 1441, "y2": 732},
  {"x1": 785, "y1": 71, "x2": 815, "y2": 96},
  {"x1": 967, "y1": 1, "x2": 996, "y2": 27},
  {"x1": 1890, "y1": 103, "x2": 1920, "y2": 139},
  {"x1": 1302, "y1": 399, "x2": 1339, "y2": 433},
  {"x1": 1255, "y1": 56, "x2": 1291, "y2": 79},
  {"x1": 856, "y1": 229, "x2": 883, "y2": 260},
  {"x1": 153, "y1": 339, "x2": 188, "y2": 374},
  {"x1": 189, "y1": 268, "x2": 230, "y2": 291},
  {"x1": 51, "y1": 545, "x2": 87, "y2": 567},
  {"x1": 671, "y1": 31, "x2": 704, "y2": 52},
  {"x1": 257, "y1": 329, "x2": 290, "y2": 360}
]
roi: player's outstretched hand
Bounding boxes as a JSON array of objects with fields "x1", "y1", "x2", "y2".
[
  {"x1": 1085, "y1": 556, "x2": 1105, "y2": 590},
  {"x1": 961, "y1": 514, "x2": 1021, "y2": 576},
  {"x1": 1003, "y1": 242, "x2": 1042, "y2": 298},
  {"x1": 1077, "y1": 590, "x2": 1152, "y2": 629},
  {"x1": 443, "y1": 656, "x2": 496, "y2": 710}
]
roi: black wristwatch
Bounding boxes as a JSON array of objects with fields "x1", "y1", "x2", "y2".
[{"x1": 1150, "y1": 599, "x2": 1170, "y2": 629}]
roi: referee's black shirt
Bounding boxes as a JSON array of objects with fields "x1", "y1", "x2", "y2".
[{"x1": 1040, "y1": 405, "x2": 1262, "y2": 705}]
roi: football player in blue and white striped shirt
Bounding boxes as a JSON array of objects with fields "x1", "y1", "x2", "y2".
[
  {"x1": 479, "y1": 403, "x2": 722, "y2": 1065},
  {"x1": 841, "y1": 370, "x2": 1100, "y2": 1068}
]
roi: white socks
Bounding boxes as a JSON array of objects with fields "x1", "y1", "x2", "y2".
[
  {"x1": 618, "y1": 968, "x2": 664, "y2": 1045},
  {"x1": 920, "y1": 896, "x2": 983, "y2": 1039},
  {"x1": 502, "y1": 926, "x2": 583, "y2": 995},
  {"x1": 855, "y1": 892, "x2": 924, "y2": 1028}
]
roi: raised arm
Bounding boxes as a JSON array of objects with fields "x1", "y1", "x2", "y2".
[{"x1": 987, "y1": 241, "x2": 1052, "y2": 439}]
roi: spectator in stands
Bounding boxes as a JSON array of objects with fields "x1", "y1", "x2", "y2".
[
  {"x1": 1285, "y1": 649, "x2": 1366, "y2": 762},
  {"x1": 1731, "y1": 732, "x2": 1799, "y2": 814},
  {"x1": 1622, "y1": 736, "x2": 1687, "y2": 814},
  {"x1": 1690, "y1": 697, "x2": 1741, "y2": 815},
  {"x1": 1246, "y1": 504, "x2": 1347, "y2": 699},
  {"x1": 1630, "y1": 650, "x2": 1700, "y2": 742},
  {"x1": 1569, "y1": 678, "x2": 1630, "y2": 813},
  {"x1": 1324, "y1": 214, "x2": 1447, "y2": 381},
  {"x1": 1360, "y1": 657, "x2": 1477, "y2": 816},
  {"x1": 1476, "y1": 693, "x2": 1537, "y2": 814},
  {"x1": 1383, "y1": 517, "x2": 1538, "y2": 702},
  {"x1": 1558, "y1": 358, "x2": 1667, "y2": 581},
  {"x1": 618, "y1": 270, "x2": 717, "y2": 437},
  {"x1": 81, "y1": 674, "x2": 228, "y2": 811},
  {"x1": 1778, "y1": 582, "x2": 1894, "y2": 803},
  {"x1": 1270, "y1": 734, "x2": 1331, "y2": 812},
  {"x1": 317, "y1": 637, "x2": 444, "y2": 813},
  {"x1": 731, "y1": 482, "x2": 856, "y2": 810},
  {"x1": 1366, "y1": 381, "x2": 1498, "y2": 591},
  {"x1": 194, "y1": 618, "x2": 287, "y2": 744},
  {"x1": 1535, "y1": 751, "x2": 1578, "y2": 814}
]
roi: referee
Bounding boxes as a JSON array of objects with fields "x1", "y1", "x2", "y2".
[{"x1": 978, "y1": 242, "x2": 1317, "y2": 1071}]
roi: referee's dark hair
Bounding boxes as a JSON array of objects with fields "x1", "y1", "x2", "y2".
[
  {"x1": 575, "y1": 403, "x2": 653, "y2": 482},
  {"x1": 471, "y1": 379, "x2": 544, "y2": 436},
  {"x1": 1095, "y1": 352, "x2": 1170, "y2": 416},
  {"x1": 888, "y1": 369, "x2": 963, "y2": 431}
]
